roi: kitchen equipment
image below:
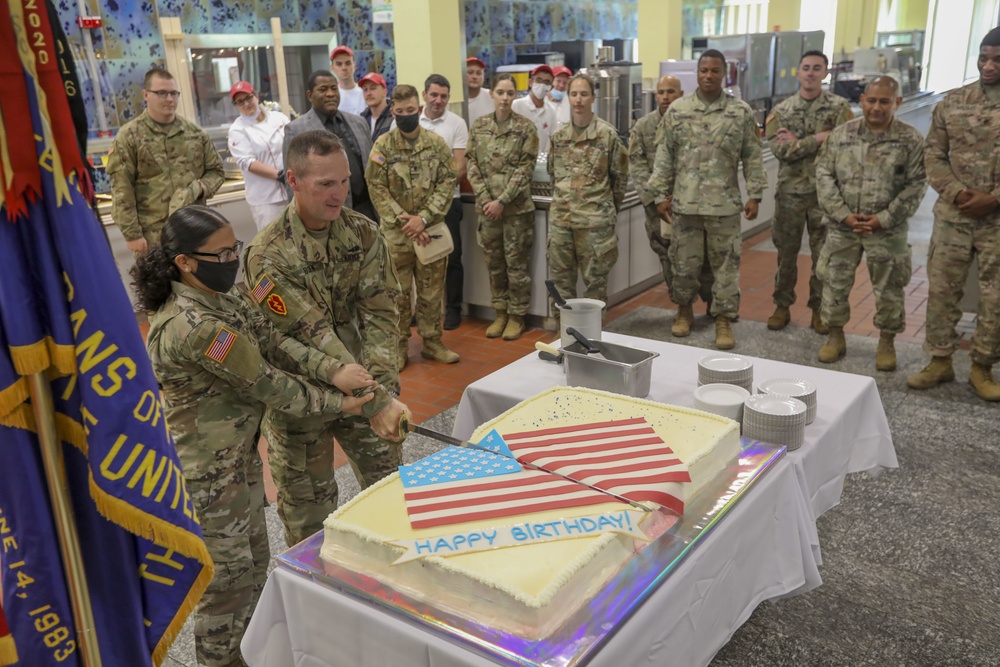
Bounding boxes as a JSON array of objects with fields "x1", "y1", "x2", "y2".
[
  {"x1": 545, "y1": 279, "x2": 569, "y2": 309},
  {"x1": 534, "y1": 341, "x2": 563, "y2": 364},
  {"x1": 560, "y1": 338, "x2": 659, "y2": 398},
  {"x1": 558, "y1": 298, "x2": 604, "y2": 348}
]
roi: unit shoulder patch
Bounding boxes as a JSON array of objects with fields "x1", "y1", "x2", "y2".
[{"x1": 266, "y1": 293, "x2": 287, "y2": 316}]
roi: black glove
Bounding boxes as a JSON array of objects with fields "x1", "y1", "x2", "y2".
[{"x1": 276, "y1": 169, "x2": 287, "y2": 187}]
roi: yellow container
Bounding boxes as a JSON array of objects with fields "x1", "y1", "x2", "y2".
[{"x1": 496, "y1": 64, "x2": 535, "y2": 92}]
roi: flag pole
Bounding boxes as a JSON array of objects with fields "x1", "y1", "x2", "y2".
[{"x1": 27, "y1": 372, "x2": 103, "y2": 667}]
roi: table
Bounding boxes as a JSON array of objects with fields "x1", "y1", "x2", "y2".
[
  {"x1": 453, "y1": 333, "x2": 897, "y2": 534},
  {"x1": 243, "y1": 454, "x2": 818, "y2": 667}
]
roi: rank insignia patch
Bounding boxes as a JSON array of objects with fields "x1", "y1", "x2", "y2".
[
  {"x1": 205, "y1": 327, "x2": 238, "y2": 363},
  {"x1": 266, "y1": 294, "x2": 287, "y2": 316},
  {"x1": 251, "y1": 274, "x2": 275, "y2": 302}
]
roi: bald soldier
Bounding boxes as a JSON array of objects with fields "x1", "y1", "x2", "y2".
[
  {"x1": 909, "y1": 27, "x2": 1000, "y2": 401},
  {"x1": 814, "y1": 77, "x2": 926, "y2": 369},
  {"x1": 765, "y1": 50, "x2": 852, "y2": 333},
  {"x1": 630, "y1": 75, "x2": 712, "y2": 302}
]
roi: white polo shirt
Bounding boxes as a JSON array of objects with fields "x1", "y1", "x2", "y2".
[
  {"x1": 338, "y1": 84, "x2": 366, "y2": 115},
  {"x1": 545, "y1": 95, "x2": 571, "y2": 128},
  {"x1": 512, "y1": 95, "x2": 556, "y2": 153},
  {"x1": 467, "y1": 88, "x2": 495, "y2": 125},
  {"x1": 227, "y1": 109, "x2": 290, "y2": 206},
  {"x1": 420, "y1": 109, "x2": 468, "y2": 197}
]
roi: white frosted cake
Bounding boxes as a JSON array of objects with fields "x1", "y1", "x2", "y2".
[{"x1": 321, "y1": 386, "x2": 741, "y2": 639}]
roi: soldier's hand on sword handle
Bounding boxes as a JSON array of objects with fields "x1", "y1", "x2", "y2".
[{"x1": 370, "y1": 399, "x2": 409, "y2": 441}]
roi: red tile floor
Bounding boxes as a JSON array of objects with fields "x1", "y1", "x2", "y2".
[{"x1": 143, "y1": 229, "x2": 963, "y2": 504}]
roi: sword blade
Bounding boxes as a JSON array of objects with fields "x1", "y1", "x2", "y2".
[{"x1": 403, "y1": 419, "x2": 651, "y2": 512}]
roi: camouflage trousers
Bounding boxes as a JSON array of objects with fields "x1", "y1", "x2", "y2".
[
  {"x1": 477, "y1": 211, "x2": 535, "y2": 316},
  {"x1": 643, "y1": 203, "x2": 673, "y2": 288},
  {"x1": 177, "y1": 428, "x2": 269, "y2": 667},
  {"x1": 386, "y1": 238, "x2": 448, "y2": 346},
  {"x1": 817, "y1": 226, "x2": 912, "y2": 334},
  {"x1": 262, "y1": 412, "x2": 402, "y2": 546},
  {"x1": 771, "y1": 191, "x2": 827, "y2": 309},
  {"x1": 546, "y1": 222, "x2": 619, "y2": 304},
  {"x1": 924, "y1": 217, "x2": 1000, "y2": 365},
  {"x1": 671, "y1": 213, "x2": 740, "y2": 319}
]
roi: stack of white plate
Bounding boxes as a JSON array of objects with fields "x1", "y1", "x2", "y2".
[
  {"x1": 742, "y1": 394, "x2": 808, "y2": 450},
  {"x1": 756, "y1": 377, "x2": 818, "y2": 424},
  {"x1": 698, "y1": 354, "x2": 753, "y2": 391},
  {"x1": 693, "y1": 383, "x2": 750, "y2": 422}
]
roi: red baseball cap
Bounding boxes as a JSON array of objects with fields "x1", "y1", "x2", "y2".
[
  {"x1": 358, "y1": 72, "x2": 386, "y2": 88},
  {"x1": 330, "y1": 45, "x2": 354, "y2": 59},
  {"x1": 553, "y1": 65, "x2": 573, "y2": 78},
  {"x1": 229, "y1": 81, "x2": 255, "y2": 101},
  {"x1": 530, "y1": 64, "x2": 554, "y2": 78},
  {"x1": 466, "y1": 57, "x2": 486, "y2": 69}
]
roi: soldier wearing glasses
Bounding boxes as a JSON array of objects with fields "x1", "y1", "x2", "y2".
[
  {"x1": 108, "y1": 67, "x2": 225, "y2": 257},
  {"x1": 136, "y1": 206, "x2": 375, "y2": 666}
]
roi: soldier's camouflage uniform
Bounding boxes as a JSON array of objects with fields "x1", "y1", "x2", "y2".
[
  {"x1": 629, "y1": 109, "x2": 714, "y2": 301},
  {"x1": 467, "y1": 111, "x2": 539, "y2": 316},
  {"x1": 107, "y1": 110, "x2": 225, "y2": 253},
  {"x1": 147, "y1": 281, "x2": 347, "y2": 667},
  {"x1": 766, "y1": 91, "x2": 853, "y2": 309},
  {"x1": 922, "y1": 81, "x2": 1000, "y2": 364},
  {"x1": 649, "y1": 92, "x2": 767, "y2": 319},
  {"x1": 546, "y1": 115, "x2": 629, "y2": 304},
  {"x1": 365, "y1": 127, "x2": 457, "y2": 348},
  {"x1": 243, "y1": 205, "x2": 403, "y2": 546},
  {"x1": 815, "y1": 117, "x2": 927, "y2": 333}
]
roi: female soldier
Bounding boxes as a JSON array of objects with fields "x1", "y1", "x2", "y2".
[
  {"x1": 545, "y1": 74, "x2": 629, "y2": 305},
  {"x1": 466, "y1": 73, "x2": 540, "y2": 340},
  {"x1": 134, "y1": 206, "x2": 375, "y2": 667}
]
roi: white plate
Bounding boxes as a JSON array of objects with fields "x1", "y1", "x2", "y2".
[
  {"x1": 745, "y1": 394, "x2": 807, "y2": 416},
  {"x1": 757, "y1": 377, "x2": 816, "y2": 398},
  {"x1": 694, "y1": 383, "x2": 750, "y2": 407},
  {"x1": 698, "y1": 354, "x2": 752, "y2": 373}
]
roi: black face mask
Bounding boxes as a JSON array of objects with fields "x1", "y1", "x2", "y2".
[
  {"x1": 395, "y1": 112, "x2": 420, "y2": 133},
  {"x1": 193, "y1": 259, "x2": 239, "y2": 293}
]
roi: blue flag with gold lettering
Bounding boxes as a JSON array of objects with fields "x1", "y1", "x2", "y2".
[{"x1": 0, "y1": 1, "x2": 213, "y2": 665}]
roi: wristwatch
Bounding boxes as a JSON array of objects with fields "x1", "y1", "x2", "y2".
[{"x1": 419, "y1": 216, "x2": 428, "y2": 230}]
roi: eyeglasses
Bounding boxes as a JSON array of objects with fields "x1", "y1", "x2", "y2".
[
  {"x1": 234, "y1": 94, "x2": 256, "y2": 107},
  {"x1": 147, "y1": 89, "x2": 181, "y2": 99},
  {"x1": 185, "y1": 240, "x2": 244, "y2": 263}
]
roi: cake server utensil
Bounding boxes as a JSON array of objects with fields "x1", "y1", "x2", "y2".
[
  {"x1": 400, "y1": 417, "x2": 651, "y2": 512},
  {"x1": 545, "y1": 279, "x2": 570, "y2": 309},
  {"x1": 534, "y1": 341, "x2": 563, "y2": 364}
]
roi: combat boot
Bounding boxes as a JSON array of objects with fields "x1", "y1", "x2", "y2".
[
  {"x1": 969, "y1": 363, "x2": 1000, "y2": 402},
  {"x1": 421, "y1": 339, "x2": 460, "y2": 364},
  {"x1": 486, "y1": 310, "x2": 508, "y2": 338},
  {"x1": 767, "y1": 306, "x2": 790, "y2": 330},
  {"x1": 502, "y1": 315, "x2": 525, "y2": 341},
  {"x1": 875, "y1": 332, "x2": 896, "y2": 371},
  {"x1": 671, "y1": 305, "x2": 694, "y2": 337},
  {"x1": 810, "y1": 308, "x2": 829, "y2": 334},
  {"x1": 818, "y1": 327, "x2": 846, "y2": 363},
  {"x1": 715, "y1": 316, "x2": 735, "y2": 350},
  {"x1": 907, "y1": 356, "x2": 955, "y2": 389}
]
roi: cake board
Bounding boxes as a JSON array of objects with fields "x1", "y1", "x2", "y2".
[{"x1": 277, "y1": 438, "x2": 785, "y2": 666}]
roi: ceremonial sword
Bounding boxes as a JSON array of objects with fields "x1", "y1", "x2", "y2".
[{"x1": 399, "y1": 416, "x2": 651, "y2": 512}]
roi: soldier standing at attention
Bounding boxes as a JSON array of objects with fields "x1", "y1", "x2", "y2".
[
  {"x1": 648, "y1": 50, "x2": 766, "y2": 350},
  {"x1": 137, "y1": 206, "x2": 375, "y2": 666},
  {"x1": 546, "y1": 74, "x2": 629, "y2": 306},
  {"x1": 108, "y1": 67, "x2": 225, "y2": 257},
  {"x1": 243, "y1": 131, "x2": 409, "y2": 547},
  {"x1": 814, "y1": 76, "x2": 926, "y2": 369},
  {"x1": 366, "y1": 84, "x2": 461, "y2": 367},
  {"x1": 909, "y1": 27, "x2": 1000, "y2": 401},
  {"x1": 467, "y1": 74, "x2": 540, "y2": 340},
  {"x1": 766, "y1": 50, "x2": 853, "y2": 333},
  {"x1": 630, "y1": 74, "x2": 712, "y2": 300}
]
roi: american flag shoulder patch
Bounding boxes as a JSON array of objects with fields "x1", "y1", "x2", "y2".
[
  {"x1": 371, "y1": 152, "x2": 386, "y2": 165},
  {"x1": 205, "y1": 327, "x2": 238, "y2": 363},
  {"x1": 250, "y1": 274, "x2": 275, "y2": 302}
]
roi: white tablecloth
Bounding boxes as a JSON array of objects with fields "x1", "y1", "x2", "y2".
[
  {"x1": 453, "y1": 333, "x2": 897, "y2": 533},
  {"x1": 243, "y1": 456, "x2": 818, "y2": 667}
]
